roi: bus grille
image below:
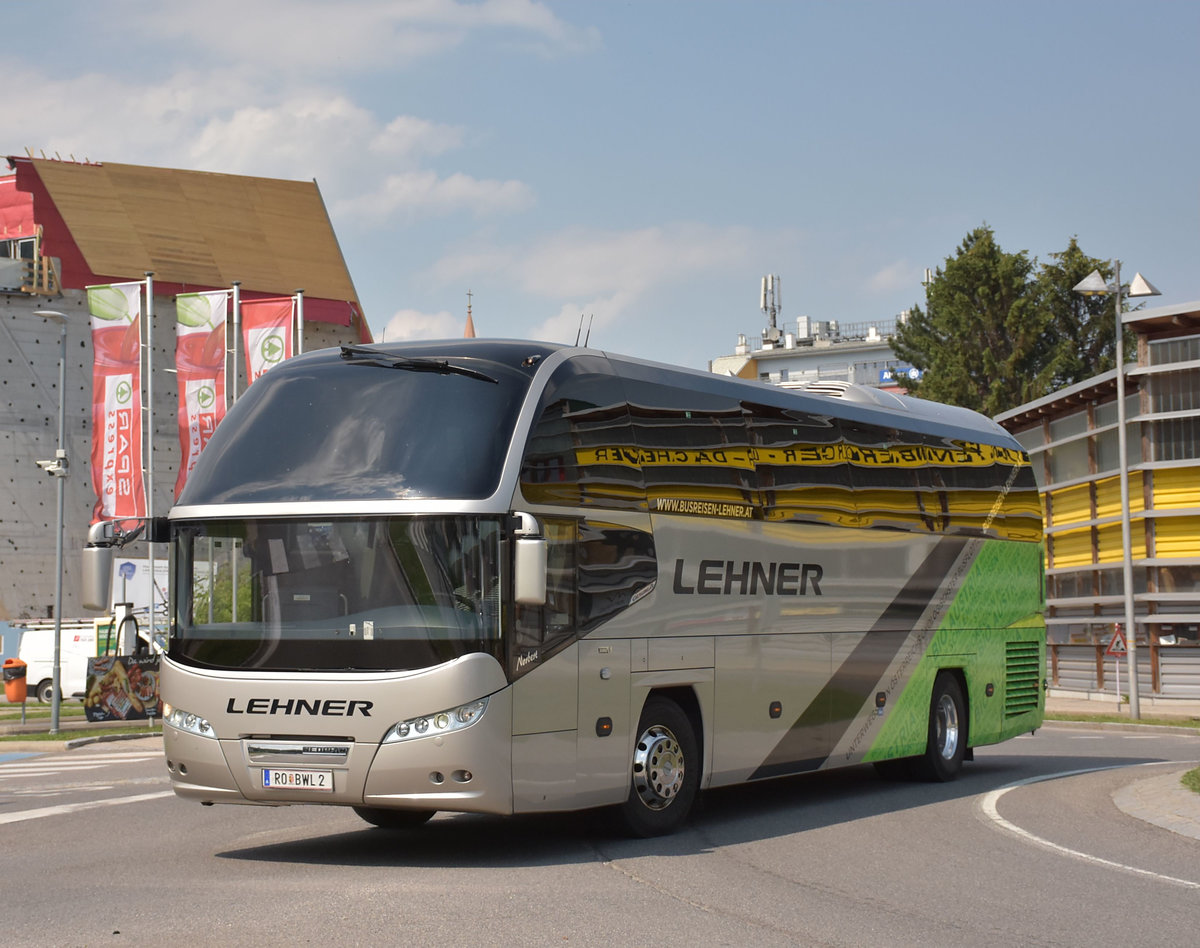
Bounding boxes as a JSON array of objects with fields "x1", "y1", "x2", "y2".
[{"x1": 1005, "y1": 640, "x2": 1041, "y2": 717}]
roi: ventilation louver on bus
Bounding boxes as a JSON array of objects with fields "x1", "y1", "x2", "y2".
[
  {"x1": 796, "y1": 380, "x2": 910, "y2": 411},
  {"x1": 1004, "y1": 640, "x2": 1042, "y2": 718}
]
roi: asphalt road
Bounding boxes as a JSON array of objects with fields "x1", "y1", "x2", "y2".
[{"x1": 2, "y1": 726, "x2": 1197, "y2": 947}]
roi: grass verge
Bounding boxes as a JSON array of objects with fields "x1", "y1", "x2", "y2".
[
  {"x1": 1045, "y1": 711, "x2": 1200, "y2": 730},
  {"x1": 1182, "y1": 768, "x2": 1200, "y2": 796}
]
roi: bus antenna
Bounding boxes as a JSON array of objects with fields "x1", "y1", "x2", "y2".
[
  {"x1": 574, "y1": 313, "x2": 585, "y2": 346},
  {"x1": 583, "y1": 314, "x2": 593, "y2": 347}
]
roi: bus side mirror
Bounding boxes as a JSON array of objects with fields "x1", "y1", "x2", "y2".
[
  {"x1": 82, "y1": 522, "x2": 115, "y2": 612},
  {"x1": 512, "y1": 512, "x2": 547, "y2": 606},
  {"x1": 514, "y1": 538, "x2": 547, "y2": 605}
]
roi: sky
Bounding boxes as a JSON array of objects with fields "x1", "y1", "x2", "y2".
[{"x1": 4, "y1": 0, "x2": 1200, "y2": 371}]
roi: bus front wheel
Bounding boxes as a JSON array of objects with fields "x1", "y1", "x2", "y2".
[
  {"x1": 617, "y1": 695, "x2": 700, "y2": 837},
  {"x1": 353, "y1": 806, "x2": 436, "y2": 830},
  {"x1": 916, "y1": 672, "x2": 966, "y2": 782}
]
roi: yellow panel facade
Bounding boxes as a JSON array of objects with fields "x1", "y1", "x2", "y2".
[
  {"x1": 1049, "y1": 483, "x2": 1091, "y2": 525},
  {"x1": 1154, "y1": 516, "x2": 1200, "y2": 559},
  {"x1": 1050, "y1": 526, "x2": 1093, "y2": 568},
  {"x1": 1152, "y1": 466, "x2": 1200, "y2": 510},
  {"x1": 1095, "y1": 521, "x2": 1147, "y2": 563}
]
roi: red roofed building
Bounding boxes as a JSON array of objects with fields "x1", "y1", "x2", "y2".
[{"x1": 1, "y1": 156, "x2": 372, "y2": 629}]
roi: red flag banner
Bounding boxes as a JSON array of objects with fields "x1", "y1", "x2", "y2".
[
  {"x1": 241, "y1": 297, "x2": 294, "y2": 384},
  {"x1": 174, "y1": 291, "x2": 229, "y2": 498},
  {"x1": 86, "y1": 282, "x2": 147, "y2": 524}
]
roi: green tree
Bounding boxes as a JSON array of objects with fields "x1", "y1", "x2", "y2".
[
  {"x1": 892, "y1": 227, "x2": 1129, "y2": 416},
  {"x1": 1033, "y1": 238, "x2": 1120, "y2": 388},
  {"x1": 194, "y1": 560, "x2": 253, "y2": 623},
  {"x1": 892, "y1": 225, "x2": 1046, "y2": 415}
]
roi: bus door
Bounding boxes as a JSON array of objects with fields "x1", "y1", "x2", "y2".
[{"x1": 509, "y1": 519, "x2": 580, "y2": 811}]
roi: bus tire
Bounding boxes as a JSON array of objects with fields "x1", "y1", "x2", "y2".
[
  {"x1": 352, "y1": 806, "x2": 436, "y2": 830},
  {"x1": 915, "y1": 672, "x2": 966, "y2": 782},
  {"x1": 617, "y1": 695, "x2": 700, "y2": 837}
]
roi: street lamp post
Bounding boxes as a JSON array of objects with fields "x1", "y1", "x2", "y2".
[
  {"x1": 33, "y1": 309, "x2": 70, "y2": 735},
  {"x1": 1072, "y1": 264, "x2": 1160, "y2": 720}
]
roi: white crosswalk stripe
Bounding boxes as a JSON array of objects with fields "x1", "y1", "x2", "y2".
[{"x1": 0, "y1": 752, "x2": 160, "y2": 779}]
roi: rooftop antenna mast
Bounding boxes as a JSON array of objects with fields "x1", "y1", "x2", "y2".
[{"x1": 761, "y1": 274, "x2": 782, "y2": 345}]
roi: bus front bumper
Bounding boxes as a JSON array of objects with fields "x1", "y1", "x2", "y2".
[{"x1": 163, "y1": 689, "x2": 515, "y2": 816}]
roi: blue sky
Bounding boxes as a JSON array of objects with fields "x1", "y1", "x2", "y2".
[{"x1": 6, "y1": 1, "x2": 1200, "y2": 370}]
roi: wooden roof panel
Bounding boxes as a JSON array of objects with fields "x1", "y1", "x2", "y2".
[{"x1": 30, "y1": 159, "x2": 357, "y2": 302}]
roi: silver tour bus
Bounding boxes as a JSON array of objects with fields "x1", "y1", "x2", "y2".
[{"x1": 150, "y1": 340, "x2": 1043, "y2": 836}]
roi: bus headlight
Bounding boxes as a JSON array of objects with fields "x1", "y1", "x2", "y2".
[
  {"x1": 384, "y1": 697, "x2": 489, "y2": 744},
  {"x1": 163, "y1": 702, "x2": 216, "y2": 739}
]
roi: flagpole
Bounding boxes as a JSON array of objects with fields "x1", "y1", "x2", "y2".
[
  {"x1": 295, "y1": 288, "x2": 305, "y2": 355},
  {"x1": 231, "y1": 282, "x2": 241, "y2": 403},
  {"x1": 143, "y1": 272, "x2": 155, "y2": 652}
]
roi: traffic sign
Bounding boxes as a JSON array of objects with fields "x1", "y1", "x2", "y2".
[{"x1": 1105, "y1": 627, "x2": 1128, "y2": 657}]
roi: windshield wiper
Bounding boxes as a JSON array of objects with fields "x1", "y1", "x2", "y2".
[{"x1": 340, "y1": 345, "x2": 498, "y2": 384}]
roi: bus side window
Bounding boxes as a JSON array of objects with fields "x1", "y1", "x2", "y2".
[{"x1": 514, "y1": 519, "x2": 577, "y2": 655}]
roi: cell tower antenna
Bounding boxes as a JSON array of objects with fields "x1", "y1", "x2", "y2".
[{"x1": 761, "y1": 274, "x2": 783, "y2": 343}]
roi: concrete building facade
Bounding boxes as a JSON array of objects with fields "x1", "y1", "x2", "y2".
[{"x1": 709, "y1": 314, "x2": 921, "y2": 391}]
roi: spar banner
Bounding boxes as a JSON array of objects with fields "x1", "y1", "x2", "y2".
[
  {"x1": 174, "y1": 291, "x2": 228, "y2": 497},
  {"x1": 241, "y1": 297, "x2": 294, "y2": 384},
  {"x1": 86, "y1": 282, "x2": 147, "y2": 524}
]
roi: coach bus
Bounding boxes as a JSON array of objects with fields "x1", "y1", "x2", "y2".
[{"x1": 151, "y1": 340, "x2": 1044, "y2": 836}]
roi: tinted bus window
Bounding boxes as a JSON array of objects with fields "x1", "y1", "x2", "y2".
[
  {"x1": 744, "y1": 401, "x2": 855, "y2": 527},
  {"x1": 619, "y1": 377, "x2": 756, "y2": 520},
  {"x1": 520, "y1": 357, "x2": 646, "y2": 511}
]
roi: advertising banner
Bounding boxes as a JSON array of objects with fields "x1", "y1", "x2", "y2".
[
  {"x1": 241, "y1": 297, "x2": 294, "y2": 384},
  {"x1": 86, "y1": 282, "x2": 147, "y2": 524},
  {"x1": 174, "y1": 291, "x2": 228, "y2": 497},
  {"x1": 84, "y1": 654, "x2": 160, "y2": 722}
]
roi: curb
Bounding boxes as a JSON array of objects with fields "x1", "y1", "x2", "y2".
[
  {"x1": 65, "y1": 731, "x2": 163, "y2": 750},
  {"x1": 0, "y1": 732, "x2": 162, "y2": 753}
]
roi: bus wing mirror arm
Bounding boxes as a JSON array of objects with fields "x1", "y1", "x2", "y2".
[
  {"x1": 80, "y1": 517, "x2": 167, "y2": 612},
  {"x1": 512, "y1": 512, "x2": 547, "y2": 606}
]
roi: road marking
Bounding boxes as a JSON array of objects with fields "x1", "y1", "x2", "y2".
[
  {"x1": 0, "y1": 753, "x2": 157, "y2": 772},
  {"x1": 0, "y1": 790, "x2": 174, "y2": 825},
  {"x1": 980, "y1": 765, "x2": 1200, "y2": 891}
]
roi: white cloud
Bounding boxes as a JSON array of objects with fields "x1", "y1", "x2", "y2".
[
  {"x1": 527, "y1": 291, "x2": 638, "y2": 346},
  {"x1": 132, "y1": 0, "x2": 599, "y2": 76},
  {"x1": 436, "y1": 223, "x2": 758, "y2": 298},
  {"x1": 333, "y1": 170, "x2": 535, "y2": 224},
  {"x1": 866, "y1": 259, "x2": 915, "y2": 295},
  {"x1": 371, "y1": 116, "x2": 465, "y2": 159},
  {"x1": 431, "y1": 223, "x2": 765, "y2": 342},
  {"x1": 380, "y1": 308, "x2": 462, "y2": 341}
]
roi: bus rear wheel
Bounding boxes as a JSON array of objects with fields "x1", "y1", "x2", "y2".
[
  {"x1": 353, "y1": 806, "x2": 436, "y2": 830},
  {"x1": 616, "y1": 695, "x2": 700, "y2": 837},
  {"x1": 915, "y1": 672, "x2": 966, "y2": 782}
]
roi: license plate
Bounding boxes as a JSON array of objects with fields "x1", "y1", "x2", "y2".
[{"x1": 262, "y1": 768, "x2": 333, "y2": 791}]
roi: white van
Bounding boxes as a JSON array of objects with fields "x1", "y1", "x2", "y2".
[{"x1": 16, "y1": 621, "x2": 98, "y2": 703}]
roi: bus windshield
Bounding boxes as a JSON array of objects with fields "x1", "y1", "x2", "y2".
[{"x1": 170, "y1": 517, "x2": 505, "y2": 672}]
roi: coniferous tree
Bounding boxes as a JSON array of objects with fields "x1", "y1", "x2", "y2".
[
  {"x1": 1033, "y1": 239, "x2": 1120, "y2": 388},
  {"x1": 891, "y1": 225, "x2": 1045, "y2": 416}
]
